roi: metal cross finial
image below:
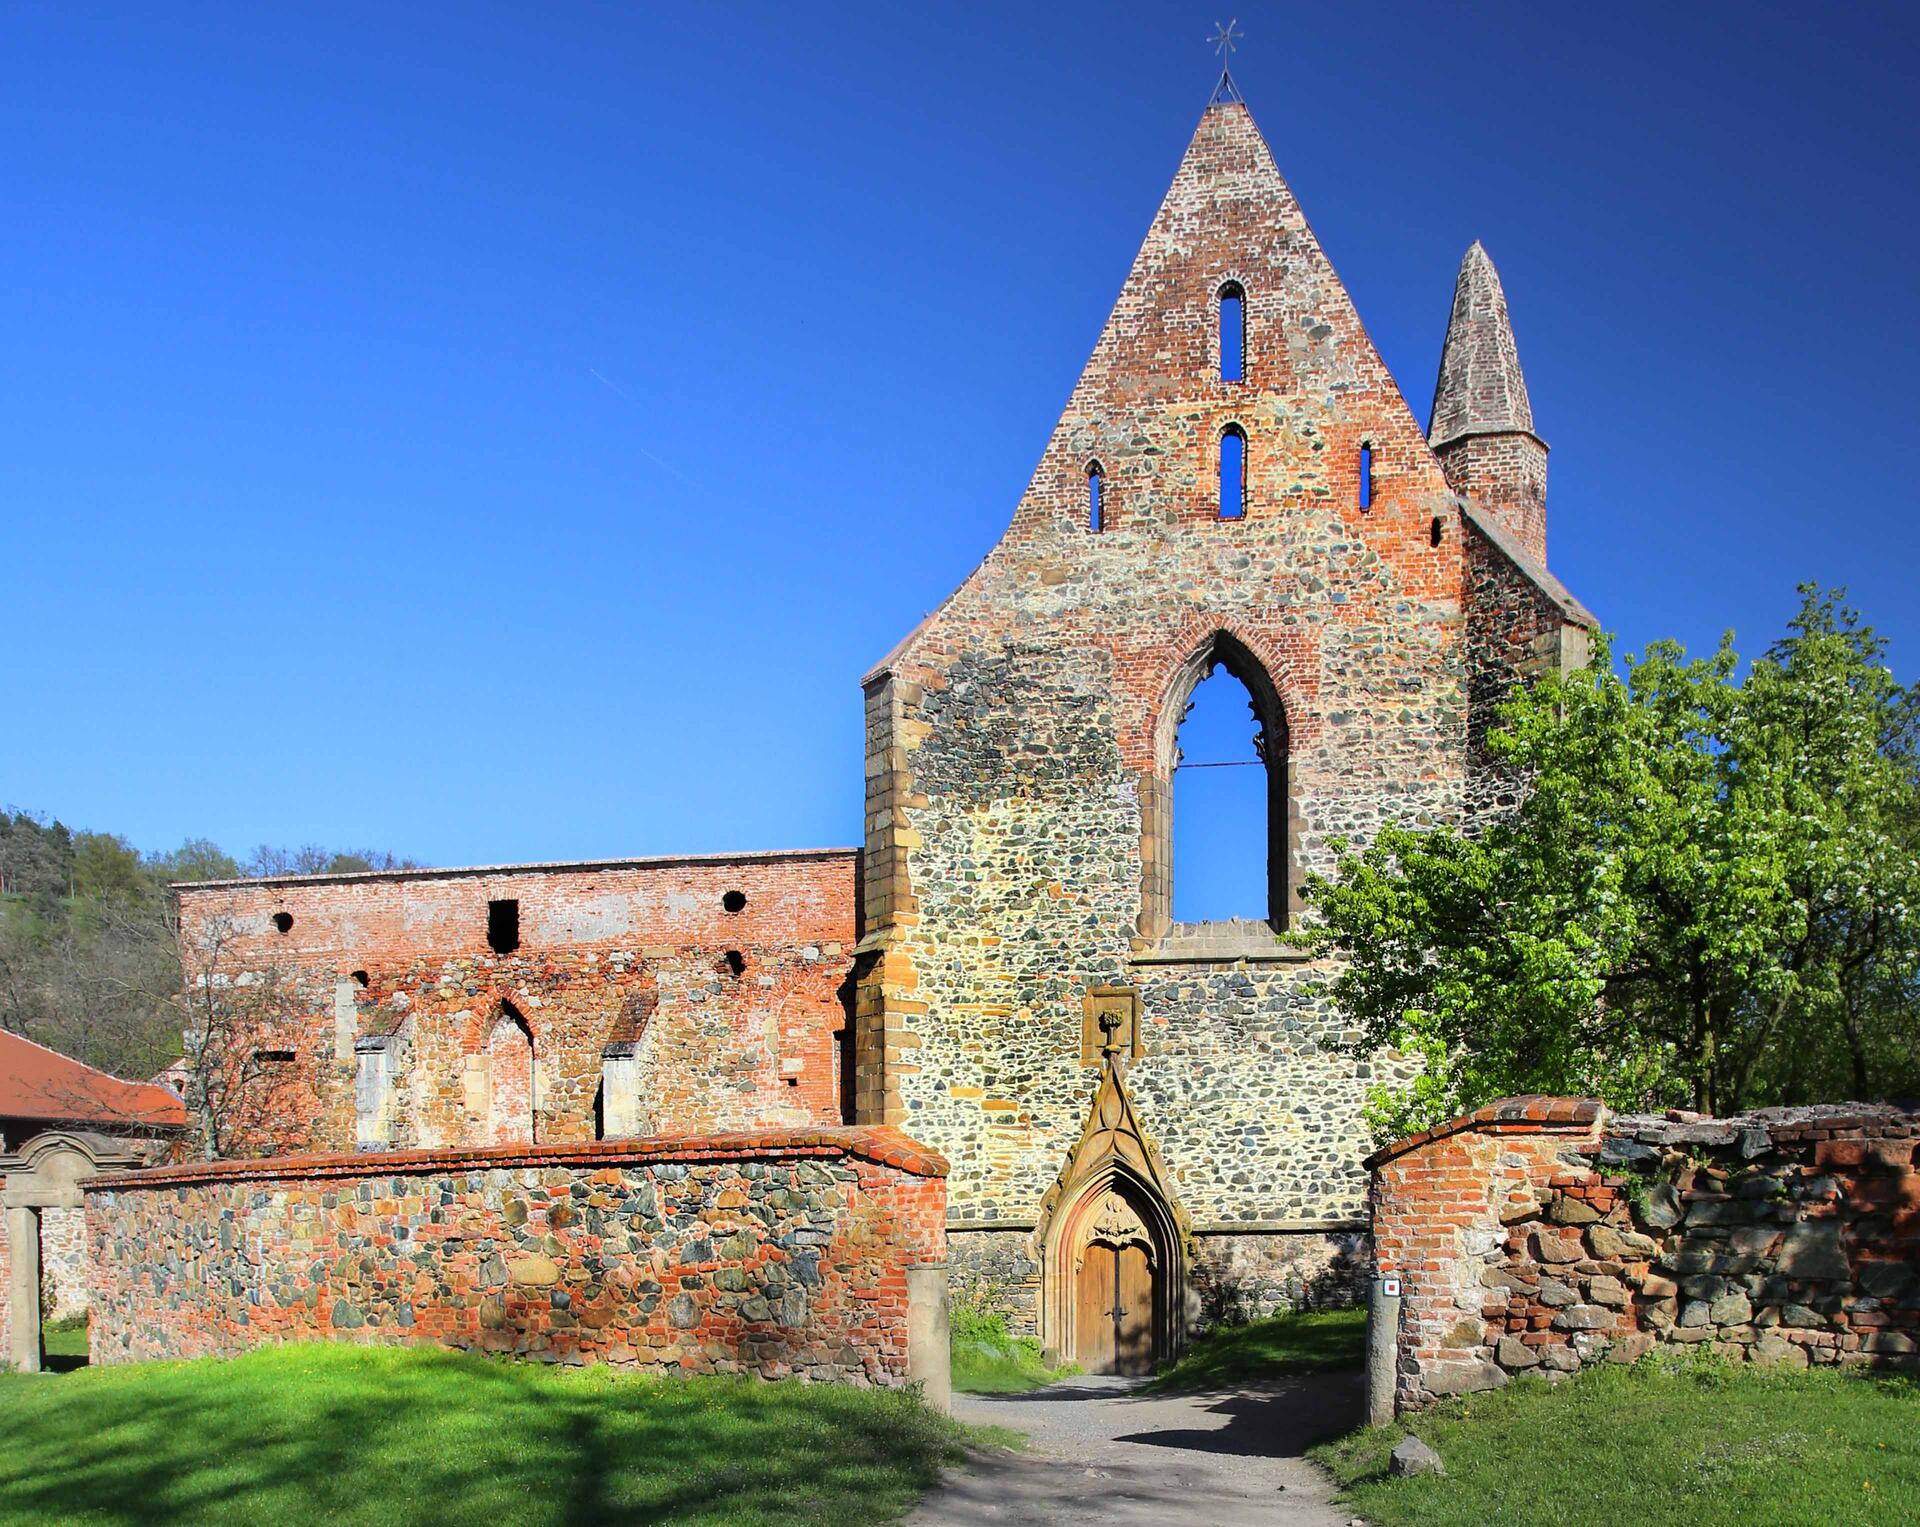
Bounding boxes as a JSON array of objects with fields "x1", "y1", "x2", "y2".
[{"x1": 1210, "y1": 18, "x2": 1242, "y2": 61}]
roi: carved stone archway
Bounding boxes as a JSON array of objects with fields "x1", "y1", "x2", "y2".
[
  {"x1": 1, "y1": 1131, "x2": 151, "y2": 1372},
  {"x1": 1033, "y1": 1055, "x2": 1194, "y2": 1373}
]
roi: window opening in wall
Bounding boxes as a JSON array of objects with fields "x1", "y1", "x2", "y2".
[
  {"x1": 723, "y1": 949, "x2": 747, "y2": 978},
  {"x1": 1359, "y1": 442, "x2": 1373, "y2": 510},
  {"x1": 1172, "y1": 663, "x2": 1270, "y2": 921},
  {"x1": 271, "y1": 912, "x2": 293, "y2": 934},
  {"x1": 722, "y1": 889, "x2": 747, "y2": 914},
  {"x1": 592, "y1": 1078, "x2": 605, "y2": 1141},
  {"x1": 1218, "y1": 425, "x2": 1247, "y2": 520},
  {"x1": 487, "y1": 898, "x2": 520, "y2": 955},
  {"x1": 1087, "y1": 462, "x2": 1105, "y2": 532},
  {"x1": 1218, "y1": 281, "x2": 1245, "y2": 382},
  {"x1": 254, "y1": 1048, "x2": 297, "y2": 1064},
  {"x1": 486, "y1": 1002, "x2": 536, "y2": 1145},
  {"x1": 1430, "y1": 515, "x2": 1444, "y2": 547},
  {"x1": 350, "y1": 969, "x2": 369, "y2": 987},
  {"x1": 1162, "y1": 634, "x2": 1291, "y2": 932}
]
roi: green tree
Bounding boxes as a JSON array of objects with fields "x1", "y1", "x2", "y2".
[{"x1": 1303, "y1": 586, "x2": 1919, "y2": 1140}]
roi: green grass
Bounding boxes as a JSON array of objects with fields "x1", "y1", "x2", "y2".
[
  {"x1": 0, "y1": 1342, "x2": 986, "y2": 1525},
  {"x1": 41, "y1": 1315, "x2": 88, "y2": 1370},
  {"x1": 1149, "y1": 1307, "x2": 1366, "y2": 1391},
  {"x1": 951, "y1": 1332, "x2": 1072, "y2": 1394},
  {"x1": 949, "y1": 1308, "x2": 1077, "y2": 1394},
  {"x1": 1313, "y1": 1358, "x2": 1920, "y2": 1527}
]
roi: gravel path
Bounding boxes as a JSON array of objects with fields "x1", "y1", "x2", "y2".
[{"x1": 911, "y1": 1371, "x2": 1363, "y2": 1526}]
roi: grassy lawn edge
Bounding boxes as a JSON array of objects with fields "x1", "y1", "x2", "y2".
[
  {"x1": 0, "y1": 1340, "x2": 997, "y2": 1526},
  {"x1": 1309, "y1": 1357, "x2": 1920, "y2": 1527}
]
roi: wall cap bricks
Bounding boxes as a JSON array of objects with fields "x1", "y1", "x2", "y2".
[
  {"x1": 170, "y1": 845, "x2": 860, "y2": 893},
  {"x1": 1364, "y1": 1095, "x2": 1605, "y2": 1170},
  {"x1": 85, "y1": 1124, "x2": 948, "y2": 1190}
]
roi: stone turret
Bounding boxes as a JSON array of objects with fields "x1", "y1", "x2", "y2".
[{"x1": 1429, "y1": 242, "x2": 1549, "y2": 563}]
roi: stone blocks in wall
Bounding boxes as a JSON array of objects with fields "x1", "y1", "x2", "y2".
[
  {"x1": 1372, "y1": 1098, "x2": 1920, "y2": 1411},
  {"x1": 84, "y1": 1127, "x2": 947, "y2": 1387},
  {"x1": 1191, "y1": 1230, "x2": 1370, "y2": 1326}
]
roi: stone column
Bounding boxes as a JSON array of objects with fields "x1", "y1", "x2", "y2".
[
  {"x1": 907, "y1": 1262, "x2": 951, "y2": 1415},
  {"x1": 7, "y1": 1204, "x2": 40, "y2": 1374},
  {"x1": 1366, "y1": 1273, "x2": 1401, "y2": 1426}
]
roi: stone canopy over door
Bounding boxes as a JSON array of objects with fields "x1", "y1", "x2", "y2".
[{"x1": 1034, "y1": 1055, "x2": 1195, "y2": 1375}]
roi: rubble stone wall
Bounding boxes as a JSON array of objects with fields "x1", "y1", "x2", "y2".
[
  {"x1": 1371, "y1": 1097, "x2": 1920, "y2": 1411},
  {"x1": 38, "y1": 1204, "x2": 87, "y2": 1320},
  {"x1": 85, "y1": 1127, "x2": 946, "y2": 1386}
]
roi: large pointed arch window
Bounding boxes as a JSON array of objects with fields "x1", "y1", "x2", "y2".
[{"x1": 1150, "y1": 634, "x2": 1292, "y2": 935}]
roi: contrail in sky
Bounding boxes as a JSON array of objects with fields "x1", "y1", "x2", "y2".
[{"x1": 588, "y1": 368, "x2": 705, "y2": 492}]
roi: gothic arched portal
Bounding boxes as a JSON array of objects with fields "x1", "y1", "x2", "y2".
[{"x1": 1032, "y1": 1055, "x2": 1193, "y2": 1374}]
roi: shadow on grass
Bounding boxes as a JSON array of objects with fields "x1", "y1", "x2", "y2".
[
  {"x1": 0, "y1": 1343, "x2": 972, "y2": 1526},
  {"x1": 1149, "y1": 1307, "x2": 1366, "y2": 1393}
]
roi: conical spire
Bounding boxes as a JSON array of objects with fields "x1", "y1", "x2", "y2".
[
  {"x1": 1429, "y1": 242, "x2": 1537, "y2": 449},
  {"x1": 1428, "y1": 241, "x2": 1550, "y2": 564}
]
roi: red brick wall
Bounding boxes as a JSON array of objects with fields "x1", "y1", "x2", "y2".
[
  {"x1": 174, "y1": 850, "x2": 859, "y2": 1156},
  {"x1": 1371, "y1": 1099, "x2": 1920, "y2": 1410},
  {"x1": 85, "y1": 1127, "x2": 946, "y2": 1383}
]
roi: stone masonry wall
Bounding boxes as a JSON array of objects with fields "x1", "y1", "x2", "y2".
[
  {"x1": 856, "y1": 101, "x2": 1490, "y2": 1328},
  {"x1": 175, "y1": 850, "x2": 859, "y2": 1157},
  {"x1": 1371, "y1": 1098, "x2": 1920, "y2": 1411},
  {"x1": 85, "y1": 1127, "x2": 945, "y2": 1386},
  {"x1": 39, "y1": 1204, "x2": 86, "y2": 1321}
]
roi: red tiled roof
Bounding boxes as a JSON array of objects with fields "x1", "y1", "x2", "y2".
[{"x1": 0, "y1": 1030, "x2": 188, "y2": 1130}]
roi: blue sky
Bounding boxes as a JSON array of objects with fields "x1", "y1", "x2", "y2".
[{"x1": 4, "y1": 2, "x2": 1917, "y2": 884}]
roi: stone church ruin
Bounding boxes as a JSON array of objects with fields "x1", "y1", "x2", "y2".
[{"x1": 46, "y1": 82, "x2": 1627, "y2": 1384}]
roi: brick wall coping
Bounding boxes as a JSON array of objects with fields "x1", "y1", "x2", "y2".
[
  {"x1": 82, "y1": 1125, "x2": 948, "y2": 1190},
  {"x1": 1364, "y1": 1095, "x2": 1604, "y2": 1170},
  {"x1": 170, "y1": 845, "x2": 860, "y2": 893}
]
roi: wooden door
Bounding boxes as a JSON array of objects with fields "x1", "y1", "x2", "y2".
[
  {"x1": 1113, "y1": 1244, "x2": 1154, "y2": 1376},
  {"x1": 1074, "y1": 1241, "x2": 1157, "y2": 1375},
  {"x1": 1075, "y1": 1244, "x2": 1117, "y2": 1374}
]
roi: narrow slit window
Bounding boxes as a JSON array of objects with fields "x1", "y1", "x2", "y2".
[
  {"x1": 1218, "y1": 426, "x2": 1247, "y2": 520},
  {"x1": 1430, "y1": 515, "x2": 1444, "y2": 547},
  {"x1": 1359, "y1": 442, "x2": 1373, "y2": 510},
  {"x1": 1087, "y1": 463, "x2": 1105, "y2": 532},
  {"x1": 1218, "y1": 282, "x2": 1245, "y2": 382}
]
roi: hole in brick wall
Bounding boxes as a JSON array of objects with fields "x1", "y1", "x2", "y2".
[
  {"x1": 1430, "y1": 515, "x2": 1444, "y2": 547},
  {"x1": 1218, "y1": 425, "x2": 1247, "y2": 519},
  {"x1": 1218, "y1": 281, "x2": 1245, "y2": 382},
  {"x1": 1359, "y1": 442, "x2": 1373, "y2": 510},
  {"x1": 592, "y1": 1077, "x2": 605, "y2": 1141},
  {"x1": 723, "y1": 949, "x2": 747, "y2": 978},
  {"x1": 350, "y1": 969, "x2": 369, "y2": 987},
  {"x1": 785, "y1": 1076, "x2": 799, "y2": 1087},
  {"x1": 487, "y1": 898, "x2": 520, "y2": 955},
  {"x1": 271, "y1": 912, "x2": 293, "y2": 934},
  {"x1": 722, "y1": 890, "x2": 747, "y2": 914},
  {"x1": 254, "y1": 1048, "x2": 296, "y2": 1064},
  {"x1": 1087, "y1": 461, "x2": 1105, "y2": 532}
]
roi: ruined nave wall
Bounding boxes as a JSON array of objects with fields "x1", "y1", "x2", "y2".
[{"x1": 175, "y1": 850, "x2": 860, "y2": 1158}]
